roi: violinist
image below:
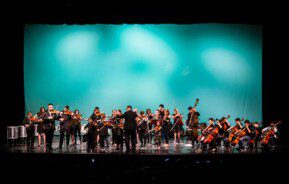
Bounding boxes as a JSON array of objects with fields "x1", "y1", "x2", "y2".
[
  {"x1": 237, "y1": 120, "x2": 252, "y2": 151},
  {"x1": 162, "y1": 109, "x2": 171, "y2": 147},
  {"x1": 146, "y1": 109, "x2": 154, "y2": 144},
  {"x1": 23, "y1": 112, "x2": 36, "y2": 149},
  {"x1": 71, "y1": 109, "x2": 82, "y2": 145},
  {"x1": 158, "y1": 104, "x2": 165, "y2": 118},
  {"x1": 186, "y1": 106, "x2": 200, "y2": 146},
  {"x1": 137, "y1": 111, "x2": 148, "y2": 148},
  {"x1": 58, "y1": 105, "x2": 72, "y2": 149},
  {"x1": 36, "y1": 107, "x2": 46, "y2": 147},
  {"x1": 88, "y1": 107, "x2": 102, "y2": 150},
  {"x1": 110, "y1": 110, "x2": 118, "y2": 147},
  {"x1": 115, "y1": 109, "x2": 124, "y2": 150},
  {"x1": 153, "y1": 120, "x2": 162, "y2": 150},
  {"x1": 172, "y1": 108, "x2": 183, "y2": 143},
  {"x1": 43, "y1": 103, "x2": 60, "y2": 151},
  {"x1": 98, "y1": 113, "x2": 110, "y2": 152}
]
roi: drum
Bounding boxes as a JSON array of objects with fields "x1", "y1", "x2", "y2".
[
  {"x1": 34, "y1": 124, "x2": 38, "y2": 136},
  {"x1": 7, "y1": 126, "x2": 19, "y2": 139},
  {"x1": 18, "y1": 125, "x2": 27, "y2": 138}
]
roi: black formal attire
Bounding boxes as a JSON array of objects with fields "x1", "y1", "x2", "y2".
[{"x1": 23, "y1": 117, "x2": 35, "y2": 149}]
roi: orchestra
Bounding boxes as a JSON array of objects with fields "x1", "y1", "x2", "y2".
[{"x1": 20, "y1": 100, "x2": 282, "y2": 153}]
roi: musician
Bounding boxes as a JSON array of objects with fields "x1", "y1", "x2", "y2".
[
  {"x1": 172, "y1": 108, "x2": 183, "y2": 143},
  {"x1": 146, "y1": 109, "x2": 154, "y2": 144},
  {"x1": 248, "y1": 122, "x2": 261, "y2": 149},
  {"x1": 237, "y1": 120, "x2": 252, "y2": 151},
  {"x1": 158, "y1": 104, "x2": 165, "y2": 118},
  {"x1": 162, "y1": 109, "x2": 171, "y2": 147},
  {"x1": 43, "y1": 103, "x2": 59, "y2": 151},
  {"x1": 36, "y1": 107, "x2": 46, "y2": 147},
  {"x1": 23, "y1": 112, "x2": 36, "y2": 149},
  {"x1": 117, "y1": 105, "x2": 138, "y2": 153},
  {"x1": 186, "y1": 106, "x2": 200, "y2": 145},
  {"x1": 98, "y1": 114, "x2": 110, "y2": 152},
  {"x1": 115, "y1": 109, "x2": 124, "y2": 150},
  {"x1": 58, "y1": 105, "x2": 72, "y2": 149},
  {"x1": 110, "y1": 110, "x2": 118, "y2": 147},
  {"x1": 261, "y1": 121, "x2": 279, "y2": 148},
  {"x1": 88, "y1": 107, "x2": 102, "y2": 150},
  {"x1": 71, "y1": 109, "x2": 82, "y2": 145},
  {"x1": 216, "y1": 117, "x2": 231, "y2": 147},
  {"x1": 137, "y1": 111, "x2": 148, "y2": 148},
  {"x1": 201, "y1": 118, "x2": 216, "y2": 150},
  {"x1": 154, "y1": 121, "x2": 162, "y2": 150}
]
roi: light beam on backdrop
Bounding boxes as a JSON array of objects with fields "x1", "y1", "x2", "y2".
[{"x1": 24, "y1": 24, "x2": 262, "y2": 124}]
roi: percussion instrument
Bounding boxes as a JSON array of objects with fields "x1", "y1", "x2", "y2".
[
  {"x1": 18, "y1": 125, "x2": 27, "y2": 138},
  {"x1": 7, "y1": 126, "x2": 19, "y2": 143}
]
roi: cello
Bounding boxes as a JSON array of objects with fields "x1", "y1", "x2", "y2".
[
  {"x1": 227, "y1": 118, "x2": 244, "y2": 142},
  {"x1": 260, "y1": 121, "x2": 281, "y2": 145}
]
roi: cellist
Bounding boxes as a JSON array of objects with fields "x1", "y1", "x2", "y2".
[
  {"x1": 261, "y1": 121, "x2": 279, "y2": 148},
  {"x1": 215, "y1": 117, "x2": 231, "y2": 147},
  {"x1": 236, "y1": 120, "x2": 252, "y2": 151}
]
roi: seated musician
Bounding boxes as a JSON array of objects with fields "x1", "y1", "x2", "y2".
[
  {"x1": 202, "y1": 118, "x2": 216, "y2": 150},
  {"x1": 261, "y1": 121, "x2": 279, "y2": 148},
  {"x1": 237, "y1": 120, "x2": 252, "y2": 151},
  {"x1": 137, "y1": 111, "x2": 148, "y2": 148},
  {"x1": 162, "y1": 109, "x2": 171, "y2": 147},
  {"x1": 248, "y1": 122, "x2": 261, "y2": 149},
  {"x1": 23, "y1": 112, "x2": 36, "y2": 150},
  {"x1": 216, "y1": 117, "x2": 231, "y2": 148}
]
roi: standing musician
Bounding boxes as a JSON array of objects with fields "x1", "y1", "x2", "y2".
[
  {"x1": 89, "y1": 107, "x2": 103, "y2": 149},
  {"x1": 162, "y1": 109, "x2": 171, "y2": 147},
  {"x1": 152, "y1": 121, "x2": 162, "y2": 150},
  {"x1": 115, "y1": 109, "x2": 124, "y2": 150},
  {"x1": 35, "y1": 107, "x2": 46, "y2": 147},
  {"x1": 117, "y1": 105, "x2": 138, "y2": 153},
  {"x1": 71, "y1": 109, "x2": 82, "y2": 145},
  {"x1": 43, "y1": 103, "x2": 60, "y2": 151},
  {"x1": 98, "y1": 114, "x2": 110, "y2": 152},
  {"x1": 236, "y1": 120, "x2": 252, "y2": 151},
  {"x1": 110, "y1": 110, "x2": 118, "y2": 147},
  {"x1": 158, "y1": 104, "x2": 165, "y2": 119},
  {"x1": 146, "y1": 109, "x2": 154, "y2": 144},
  {"x1": 58, "y1": 105, "x2": 72, "y2": 149},
  {"x1": 172, "y1": 108, "x2": 183, "y2": 143},
  {"x1": 186, "y1": 106, "x2": 200, "y2": 146},
  {"x1": 136, "y1": 111, "x2": 148, "y2": 148},
  {"x1": 23, "y1": 112, "x2": 36, "y2": 149}
]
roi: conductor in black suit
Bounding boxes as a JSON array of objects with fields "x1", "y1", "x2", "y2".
[{"x1": 117, "y1": 105, "x2": 138, "y2": 153}]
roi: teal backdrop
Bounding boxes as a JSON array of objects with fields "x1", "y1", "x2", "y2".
[{"x1": 24, "y1": 24, "x2": 262, "y2": 124}]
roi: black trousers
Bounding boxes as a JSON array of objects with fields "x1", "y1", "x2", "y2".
[
  {"x1": 112, "y1": 129, "x2": 117, "y2": 145},
  {"x1": 116, "y1": 135, "x2": 123, "y2": 149},
  {"x1": 139, "y1": 130, "x2": 147, "y2": 146},
  {"x1": 74, "y1": 124, "x2": 82, "y2": 143},
  {"x1": 124, "y1": 129, "x2": 136, "y2": 151},
  {"x1": 163, "y1": 129, "x2": 169, "y2": 144},
  {"x1": 45, "y1": 128, "x2": 54, "y2": 149},
  {"x1": 26, "y1": 129, "x2": 35, "y2": 148},
  {"x1": 59, "y1": 126, "x2": 70, "y2": 148},
  {"x1": 99, "y1": 134, "x2": 109, "y2": 149},
  {"x1": 87, "y1": 128, "x2": 97, "y2": 152}
]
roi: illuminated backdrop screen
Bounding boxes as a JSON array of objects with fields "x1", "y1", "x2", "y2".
[{"x1": 24, "y1": 24, "x2": 262, "y2": 123}]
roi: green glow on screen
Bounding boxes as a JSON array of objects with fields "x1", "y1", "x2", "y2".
[{"x1": 24, "y1": 24, "x2": 262, "y2": 123}]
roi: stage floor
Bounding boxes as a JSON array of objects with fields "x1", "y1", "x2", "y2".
[{"x1": 2, "y1": 136, "x2": 281, "y2": 155}]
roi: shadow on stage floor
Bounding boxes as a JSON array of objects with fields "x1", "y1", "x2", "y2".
[{"x1": 1, "y1": 138, "x2": 288, "y2": 183}]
